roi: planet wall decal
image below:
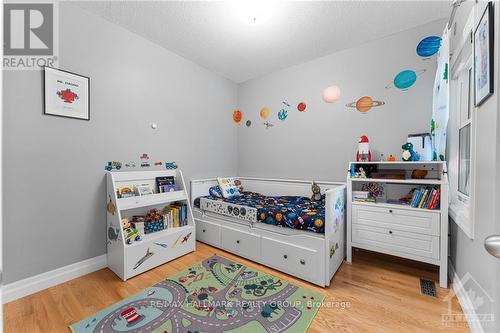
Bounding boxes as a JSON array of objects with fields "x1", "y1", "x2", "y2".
[
  {"x1": 322, "y1": 85, "x2": 341, "y2": 103},
  {"x1": 416, "y1": 36, "x2": 441, "y2": 58},
  {"x1": 260, "y1": 107, "x2": 270, "y2": 119},
  {"x1": 346, "y1": 96, "x2": 385, "y2": 113},
  {"x1": 386, "y1": 69, "x2": 426, "y2": 90},
  {"x1": 297, "y1": 102, "x2": 306, "y2": 112},
  {"x1": 233, "y1": 109, "x2": 242, "y2": 123},
  {"x1": 278, "y1": 109, "x2": 288, "y2": 120},
  {"x1": 246, "y1": 120, "x2": 252, "y2": 127}
]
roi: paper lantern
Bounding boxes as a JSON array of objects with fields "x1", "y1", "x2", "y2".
[{"x1": 322, "y1": 85, "x2": 341, "y2": 103}]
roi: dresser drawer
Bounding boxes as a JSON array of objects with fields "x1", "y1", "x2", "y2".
[
  {"x1": 352, "y1": 223, "x2": 439, "y2": 260},
  {"x1": 352, "y1": 204, "x2": 440, "y2": 236},
  {"x1": 261, "y1": 236, "x2": 318, "y2": 283},
  {"x1": 195, "y1": 219, "x2": 220, "y2": 247},
  {"x1": 221, "y1": 226, "x2": 260, "y2": 261}
]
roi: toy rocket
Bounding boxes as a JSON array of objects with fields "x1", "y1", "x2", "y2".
[
  {"x1": 181, "y1": 232, "x2": 192, "y2": 244},
  {"x1": 133, "y1": 248, "x2": 154, "y2": 270},
  {"x1": 356, "y1": 135, "x2": 372, "y2": 162}
]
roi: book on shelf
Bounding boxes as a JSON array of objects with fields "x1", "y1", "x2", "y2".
[
  {"x1": 352, "y1": 191, "x2": 370, "y2": 200},
  {"x1": 162, "y1": 202, "x2": 188, "y2": 229},
  {"x1": 409, "y1": 186, "x2": 440, "y2": 209},
  {"x1": 155, "y1": 176, "x2": 176, "y2": 193},
  {"x1": 353, "y1": 197, "x2": 376, "y2": 203}
]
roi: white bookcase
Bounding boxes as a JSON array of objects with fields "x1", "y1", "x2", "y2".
[
  {"x1": 106, "y1": 170, "x2": 195, "y2": 281},
  {"x1": 346, "y1": 161, "x2": 449, "y2": 288}
]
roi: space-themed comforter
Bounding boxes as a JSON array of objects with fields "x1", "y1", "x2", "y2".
[{"x1": 194, "y1": 191, "x2": 326, "y2": 234}]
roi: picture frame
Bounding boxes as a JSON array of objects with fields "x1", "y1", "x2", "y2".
[
  {"x1": 43, "y1": 66, "x2": 90, "y2": 120},
  {"x1": 474, "y1": 1, "x2": 494, "y2": 107}
]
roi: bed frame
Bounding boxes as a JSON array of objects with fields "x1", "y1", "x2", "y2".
[{"x1": 190, "y1": 177, "x2": 346, "y2": 287}]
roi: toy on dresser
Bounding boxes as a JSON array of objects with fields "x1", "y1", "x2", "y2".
[
  {"x1": 402, "y1": 142, "x2": 419, "y2": 161},
  {"x1": 122, "y1": 217, "x2": 141, "y2": 245},
  {"x1": 356, "y1": 135, "x2": 372, "y2": 162}
]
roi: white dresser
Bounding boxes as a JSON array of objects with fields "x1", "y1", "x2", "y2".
[{"x1": 346, "y1": 161, "x2": 448, "y2": 288}]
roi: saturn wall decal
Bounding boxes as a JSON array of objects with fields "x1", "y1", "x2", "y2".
[
  {"x1": 346, "y1": 96, "x2": 385, "y2": 113},
  {"x1": 386, "y1": 69, "x2": 426, "y2": 90}
]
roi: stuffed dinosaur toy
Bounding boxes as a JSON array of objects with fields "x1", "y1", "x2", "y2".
[{"x1": 402, "y1": 142, "x2": 419, "y2": 161}]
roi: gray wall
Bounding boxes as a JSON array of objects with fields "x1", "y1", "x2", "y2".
[
  {"x1": 448, "y1": 1, "x2": 500, "y2": 332},
  {"x1": 236, "y1": 20, "x2": 444, "y2": 181},
  {"x1": 2, "y1": 3, "x2": 238, "y2": 283}
]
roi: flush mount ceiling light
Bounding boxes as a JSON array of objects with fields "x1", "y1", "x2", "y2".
[{"x1": 227, "y1": 0, "x2": 278, "y2": 24}]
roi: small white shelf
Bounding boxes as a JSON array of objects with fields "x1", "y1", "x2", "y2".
[
  {"x1": 346, "y1": 161, "x2": 449, "y2": 288},
  {"x1": 117, "y1": 190, "x2": 187, "y2": 210},
  {"x1": 351, "y1": 161, "x2": 445, "y2": 165},
  {"x1": 106, "y1": 169, "x2": 195, "y2": 281},
  {"x1": 125, "y1": 225, "x2": 193, "y2": 248},
  {"x1": 350, "y1": 178, "x2": 442, "y2": 185},
  {"x1": 351, "y1": 200, "x2": 441, "y2": 214}
]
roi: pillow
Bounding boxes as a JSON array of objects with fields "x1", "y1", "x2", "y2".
[
  {"x1": 209, "y1": 185, "x2": 223, "y2": 198},
  {"x1": 217, "y1": 177, "x2": 241, "y2": 199}
]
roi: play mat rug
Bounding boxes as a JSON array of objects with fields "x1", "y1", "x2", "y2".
[{"x1": 70, "y1": 255, "x2": 324, "y2": 333}]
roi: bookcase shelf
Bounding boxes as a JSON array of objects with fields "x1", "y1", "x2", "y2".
[
  {"x1": 352, "y1": 200, "x2": 441, "y2": 214},
  {"x1": 106, "y1": 169, "x2": 195, "y2": 281},
  {"x1": 350, "y1": 178, "x2": 442, "y2": 185},
  {"x1": 117, "y1": 190, "x2": 188, "y2": 210},
  {"x1": 346, "y1": 161, "x2": 448, "y2": 288},
  {"x1": 125, "y1": 225, "x2": 192, "y2": 248}
]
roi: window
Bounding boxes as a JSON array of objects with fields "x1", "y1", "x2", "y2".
[
  {"x1": 449, "y1": 15, "x2": 475, "y2": 239},
  {"x1": 458, "y1": 68, "x2": 472, "y2": 198}
]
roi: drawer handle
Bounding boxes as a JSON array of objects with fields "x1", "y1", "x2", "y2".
[
  {"x1": 300, "y1": 259, "x2": 306, "y2": 265},
  {"x1": 389, "y1": 230, "x2": 393, "y2": 234},
  {"x1": 389, "y1": 209, "x2": 393, "y2": 213},
  {"x1": 202, "y1": 229, "x2": 206, "y2": 233},
  {"x1": 283, "y1": 254, "x2": 288, "y2": 259},
  {"x1": 236, "y1": 240, "x2": 240, "y2": 244}
]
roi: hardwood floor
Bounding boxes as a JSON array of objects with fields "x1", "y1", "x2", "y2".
[{"x1": 4, "y1": 242, "x2": 469, "y2": 333}]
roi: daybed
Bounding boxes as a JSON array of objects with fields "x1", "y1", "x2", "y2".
[{"x1": 190, "y1": 177, "x2": 346, "y2": 287}]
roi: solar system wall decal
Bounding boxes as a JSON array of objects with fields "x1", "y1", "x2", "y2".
[
  {"x1": 297, "y1": 102, "x2": 306, "y2": 112},
  {"x1": 260, "y1": 107, "x2": 270, "y2": 119},
  {"x1": 232, "y1": 109, "x2": 242, "y2": 124},
  {"x1": 246, "y1": 120, "x2": 252, "y2": 127},
  {"x1": 278, "y1": 109, "x2": 288, "y2": 121},
  {"x1": 346, "y1": 96, "x2": 385, "y2": 113},
  {"x1": 322, "y1": 85, "x2": 341, "y2": 103},
  {"x1": 386, "y1": 69, "x2": 427, "y2": 91},
  {"x1": 416, "y1": 36, "x2": 441, "y2": 59}
]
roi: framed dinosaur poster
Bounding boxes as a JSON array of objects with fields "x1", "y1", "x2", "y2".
[{"x1": 43, "y1": 66, "x2": 90, "y2": 120}]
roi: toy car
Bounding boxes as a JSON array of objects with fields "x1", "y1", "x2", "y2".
[
  {"x1": 125, "y1": 161, "x2": 136, "y2": 168},
  {"x1": 140, "y1": 153, "x2": 150, "y2": 160},
  {"x1": 105, "y1": 161, "x2": 122, "y2": 171},
  {"x1": 154, "y1": 161, "x2": 162, "y2": 166},
  {"x1": 140, "y1": 162, "x2": 150, "y2": 168},
  {"x1": 165, "y1": 161, "x2": 178, "y2": 169}
]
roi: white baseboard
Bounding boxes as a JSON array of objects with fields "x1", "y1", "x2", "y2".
[
  {"x1": 2, "y1": 254, "x2": 107, "y2": 304},
  {"x1": 448, "y1": 259, "x2": 484, "y2": 333}
]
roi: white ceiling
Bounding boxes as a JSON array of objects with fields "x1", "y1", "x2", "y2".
[{"x1": 76, "y1": 1, "x2": 451, "y2": 83}]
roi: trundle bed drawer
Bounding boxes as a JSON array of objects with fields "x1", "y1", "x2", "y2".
[
  {"x1": 260, "y1": 237, "x2": 318, "y2": 283},
  {"x1": 352, "y1": 223, "x2": 439, "y2": 260},
  {"x1": 221, "y1": 226, "x2": 260, "y2": 261},
  {"x1": 195, "y1": 220, "x2": 220, "y2": 247},
  {"x1": 352, "y1": 204, "x2": 440, "y2": 236}
]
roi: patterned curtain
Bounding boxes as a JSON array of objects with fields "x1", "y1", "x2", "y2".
[{"x1": 431, "y1": 28, "x2": 450, "y2": 161}]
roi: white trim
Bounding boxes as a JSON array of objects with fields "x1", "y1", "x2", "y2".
[
  {"x1": 2, "y1": 255, "x2": 107, "y2": 304},
  {"x1": 448, "y1": 260, "x2": 484, "y2": 333}
]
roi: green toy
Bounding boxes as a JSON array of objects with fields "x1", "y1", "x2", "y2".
[{"x1": 402, "y1": 142, "x2": 419, "y2": 161}]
